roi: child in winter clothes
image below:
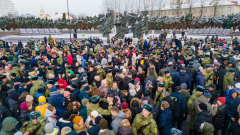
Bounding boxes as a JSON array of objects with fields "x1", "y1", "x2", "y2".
[
  {"x1": 73, "y1": 116, "x2": 87, "y2": 133},
  {"x1": 44, "y1": 106, "x2": 59, "y2": 128}
]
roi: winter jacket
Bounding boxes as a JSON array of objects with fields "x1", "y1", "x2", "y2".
[
  {"x1": 215, "y1": 69, "x2": 227, "y2": 87},
  {"x1": 35, "y1": 96, "x2": 49, "y2": 117},
  {"x1": 212, "y1": 104, "x2": 226, "y2": 131},
  {"x1": 149, "y1": 103, "x2": 160, "y2": 122},
  {"x1": 175, "y1": 72, "x2": 191, "y2": 89},
  {"x1": 98, "y1": 85, "x2": 108, "y2": 98},
  {"x1": 209, "y1": 90, "x2": 219, "y2": 104},
  {"x1": 193, "y1": 60, "x2": 201, "y2": 71},
  {"x1": 99, "y1": 129, "x2": 115, "y2": 135},
  {"x1": 89, "y1": 69, "x2": 98, "y2": 85},
  {"x1": 58, "y1": 78, "x2": 68, "y2": 89},
  {"x1": 194, "y1": 109, "x2": 212, "y2": 132},
  {"x1": 44, "y1": 109, "x2": 58, "y2": 128},
  {"x1": 55, "y1": 97, "x2": 67, "y2": 118},
  {"x1": 195, "y1": 71, "x2": 206, "y2": 88},
  {"x1": 122, "y1": 76, "x2": 132, "y2": 90},
  {"x1": 157, "y1": 108, "x2": 173, "y2": 135},
  {"x1": 19, "y1": 109, "x2": 30, "y2": 126},
  {"x1": 57, "y1": 118, "x2": 73, "y2": 130},
  {"x1": 227, "y1": 120, "x2": 240, "y2": 135},
  {"x1": 78, "y1": 90, "x2": 89, "y2": 104},
  {"x1": 79, "y1": 105, "x2": 87, "y2": 122},
  {"x1": 170, "y1": 70, "x2": 179, "y2": 84},
  {"x1": 8, "y1": 98, "x2": 20, "y2": 120},
  {"x1": 118, "y1": 127, "x2": 132, "y2": 135},
  {"x1": 192, "y1": 95, "x2": 218, "y2": 116},
  {"x1": 48, "y1": 86, "x2": 60, "y2": 107},
  {"x1": 0, "y1": 105, "x2": 12, "y2": 129},
  {"x1": 199, "y1": 122, "x2": 215, "y2": 135},
  {"x1": 226, "y1": 89, "x2": 240, "y2": 119},
  {"x1": 0, "y1": 117, "x2": 18, "y2": 135},
  {"x1": 158, "y1": 96, "x2": 175, "y2": 111},
  {"x1": 111, "y1": 111, "x2": 126, "y2": 134},
  {"x1": 170, "y1": 91, "x2": 187, "y2": 117},
  {"x1": 71, "y1": 88, "x2": 80, "y2": 97},
  {"x1": 73, "y1": 123, "x2": 87, "y2": 133},
  {"x1": 89, "y1": 124, "x2": 100, "y2": 135},
  {"x1": 129, "y1": 98, "x2": 142, "y2": 123}
]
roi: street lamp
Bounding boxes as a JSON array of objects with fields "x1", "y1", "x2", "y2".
[{"x1": 67, "y1": 0, "x2": 71, "y2": 42}]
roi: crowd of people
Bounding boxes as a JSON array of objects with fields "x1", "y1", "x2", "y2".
[{"x1": 0, "y1": 34, "x2": 239, "y2": 135}]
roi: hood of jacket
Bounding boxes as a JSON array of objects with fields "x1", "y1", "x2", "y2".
[
  {"x1": 44, "y1": 108, "x2": 54, "y2": 118},
  {"x1": 56, "y1": 97, "x2": 65, "y2": 109},
  {"x1": 112, "y1": 111, "x2": 126, "y2": 120},
  {"x1": 130, "y1": 98, "x2": 141, "y2": 108},
  {"x1": 193, "y1": 59, "x2": 199, "y2": 63},
  {"x1": 229, "y1": 89, "x2": 238, "y2": 99},
  {"x1": 180, "y1": 71, "x2": 187, "y2": 76},
  {"x1": 2, "y1": 117, "x2": 19, "y2": 132}
]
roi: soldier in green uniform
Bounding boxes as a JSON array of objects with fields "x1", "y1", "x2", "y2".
[
  {"x1": 163, "y1": 70, "x2": 174, "y2": 94},
  {"x1": 188, "y1": 86, "x2": 205, "y2": 134},
  {"x1": 204, "y1": 64, "x2": 213, "y2": 89},
  {"x1": 30, "y1": 76, "x2": 46, "y2": 96},
  {"x1": 96, "y1": 63, "x2": 106, "y2": 81},
  {"x1": 87, "y1": 95, "x2": 112, "y2": 116},
  {"x1": 57, "y1": 55, "x2": 63, "y2": 65},
  {"x1": 10, "y1": 63, "x2": 22, "y2": 78},
  {"x1": 154, "y1": 83, "x2": 166, "y2": 108},
  {"x1": 201, "y1": 54, "x2": 211, "y2": 68},
  {"x1": 106, "y1": 69, "x2": 113, "y2": 90},
  {"x1": 65, "y1": 65, "x2": 72, "y2": 80},
  {"x1": 46, "y1": 66, "x2": 54, "y2": 79},
  {"x1": 0, "y1": 75, "x2": 14, "y2": 88},
  {"x1": 223, "y1": 68, "x2": 235, "y2": 93},
  {"x1": 19, "y1": 111, "x2": 49, "y2": 135},
  {"x1": 48, "y1": 35, "x2": 53, "y2": 43},
  {"x1": 132, "y1": 104, "x2": 158, "y2": 135},
  {"x1": 95, "y1": 44, "x2": 101, "y2": 52},
  {"x1": 205, "y1": 35, "x2": 209, "y2": 43},
  {"x1": 225, "y1": 61, "x2": 233, "y2": 70}
]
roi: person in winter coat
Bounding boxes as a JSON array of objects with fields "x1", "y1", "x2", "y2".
[
  {"x1": 18, "y1": 83, "x2": 28, "y2": 95},
  {"x1": 222, "y1": 89, "x2": 240, "y2": 135},
  {"x1": 121, "y1": 102, "x2": 132, "y2": 121},
  {"x1": 158, "y1": 92, "x2": 175, "y2": 111},
  {"x1": 157, "y1": 101, "x2": 173, "y2": 135},
  {"x1": 193, "y1": 59, "x2": 201, "y2": 71},
  {"x1": 88, "y1": 65, "x2": 98, "y2": 85},
  {"x1": 122, "y1": 73, "x2": 132, "y2": 90},
  {"x1": 48, "y1": 81, "x2": 60, "y2": 107},
  {"x1": 194, "y1": 103, "x2": 213, "y2": 135},
  {"x1": 129, "y1": 98, "x2": 142, "y2": 123},
  {"x1": 0, "y1": 104, "x2": 12, "y2": 129},
  {"x1": 98, "y1": 119, "x2": 115, "y2": 135},
  {"x1": 67, "y1": 96, "x2": 80, "y2": 114},
  {"x1": 73, "y1": 116, "x2": 87, "y2": 133},
  {"x1": 212, "y1": 97, "x2": 226, "y2": 135},
  {"x1": 89, "y1": 116, "x2": 102, "y2": 135},
  {"x1": 80, "y1": 99, "x2": 88, "y2": 122},
  {"x1": 58, "y1": 78, "x2": 68, "y2": 90},
  {"x1": 98, "y1": 79, "x2": 108, "y2": 98},
  {"x1": 199, "y1": 122, "x2": 215, "y2": 135},
  {"x1": 170, "y1": 86, "x2": 187, "y2": 130},
  {"x1": 44, "y1": 106, "x2": 58, "y2": 128},
  {"x1": 19, "y1": 101, "x2": 32, "y2": 125},
  {"x1": 60, "y1": 126, "x2": 77, "y2": 135},
  {"x1": 195, "y1": 67, "x2": 206, "y2": 88},
  {"x1": 8, "y1": 92, "x2": 20, "y2": 119},
  {"x1": 44, "y1": 123, "x2": 59, "y2": 135},
  {"x1": 215, "y1": 65, "x2": 227, "y2": 96},
  {"x1": 57, "y1": 110, "x2": 73, "y2": 130},
  {"x1": 208, "y1": 84, "x2": 219, "y2": 104},
  {"x1": 223, "y1": 68, "x2": 235, "y2": 93},
  {"x1": 110, "y1": 106, "x2": 126, "y2": 134},
  {"x1": 35, "y1": 96, "x2": 49, "y2": 117},
  {"x1": 0, "y1": 117, "x2": 18, "y2": 135},
  {"x1": 55, "y1": 97, "x2": 67, "y2": 118},
  {"x1": 175, "y1": 67, "x2": 191, "y2": 89},
  {"x1": 148, "y1": 99, "x2": 160, "y2": 122},
  {"x1": 78, "y1": 86, "x2": 91, "y2": 104},
  {"x1": 226, "y1": 116, "x2": 240, "y2": 135},
  {"x1": 118, "y1": 119, "x2": 133, "y2": 135}
]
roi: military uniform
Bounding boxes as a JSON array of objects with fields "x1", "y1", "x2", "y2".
[
  {"x1": 87, "y1": 102, "x2": 112, "y2": 116},
  {"x1": 223, "y1": 71, "x2": 234, "y2": 92},
  {"x1": 163, "y1": 74, "x2": 174, "y2": 94},
  {"x1": 48, "y1": 36, "x2": 53, "y2": 43},
  {"x1": 154, "y1": 88, "x2": 166, "y2": 108},
  {"x1": 132, "y1": 113, "x2": 158, "y2": 135},
  {"x1": 10, "y1": 66, "x2": 22, "y2": 78},
  {"x1": 30, "y1": 80, "x2": 46, "y2": 96},
  {"x1": 95, "y1": 44, "x2": 101, "y2": 52},
  {"x1": 97, "y1": 68, "x2": 106, "y2": 81},
  {"x1": 57, "y1": 56, "x2": 63, "y2": 65},
  {"x1": 202, "y1": 57, "x2": 211, "y2": 68},
  {"x1": 204, "y1": 70, "x2": 213, "y2": 88},
  {"x1": 46, "y1": 70, "x2": 54, "y2": 79},
  {"x1": 106, "y1": 74, "x2": 113, "y2": 90}
]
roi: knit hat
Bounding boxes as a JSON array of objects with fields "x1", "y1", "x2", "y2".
[
  {"x1": 91, "y1": 110, "x2": 99, "y2": 118},
  {"x1": 99, "y1": 119, "x2": 108, "y2": 129},
  {"x1": 11, "y1": 73, "x2": 16, "y2": 77},
  {"x1": 19, "y1": 83, "x2": 26, "y2": 88},
  {"x1": 73, "y1": 116, "x2": 82, "y2": 124},
  {"x1": 61, "y1": 127, "x2": 72, "y2": 134},
  {"x1": 121, "y1": 102, "x2": 129, "y2": 109},
  {"x1": 10, "y1": 92, "x2": 20, "y2": 101},
  {"x1": 175, "y1": 86, "x2": 181, "y2": 91},
  {"x1": 84, "y1": 86, "x2": 90, "y2": 91},
  {"x1": 20, "y1": 101, "x2": 28, "y2": 111},
  {"x1": 134, "y1": 78, "x2": 140, "y2": 82},
  {"x1": 128, "y1": 83, "x2": 134, "y2": 89},
  {"x1": 24, "y1": 78, "x2": 30, "y2": 83},
  {"x1": 44, "y1": 123, "x2": 54, "y2": 134},
  {"x1": 7, "y1": 89, "x2": 15, "y2": 94},
  {"x1": 81, "y1": 99, "x2": 89, "y2": 106},
  {"x1": 38, "y1": 88, "x2": 45, "y2": 94},
  {"x1": 95, "y1": 116, "x2": 102, "y2": 124},
  {"x1": 63, "y1": 111, "x2": 72, "y2": 120},
  {"x1": 180, "y1": 83, "x2": 187, "y2": 89},
  {"x1": 26, "y1": 95, "x2": 34, "y2": 102},
  {"x1": 203, "y1": 90, "x2": 211, "y2": 99},
  {"x1": 217, "y1": 97, "x2": 226, "y2": 104},
  {"x1": 129, "y1": 90, "x2": 136, "y2": 96},
  {"x1": 199, "y1": 103, "x2": 207, "y2": 110}
]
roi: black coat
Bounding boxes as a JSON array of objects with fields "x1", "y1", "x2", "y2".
[
  {"x1": 227, "y1": 120, "x2": 240, "y2": 135},
  {"x1": 194, "y1": 109, "x2": 212, "y2": 132},
  {"x1": 216, "y1": 69, "x2": 227, "y2": 87},
  {"x1": 113, "y1": 76, "x2": 123, "y2": 89},
  {"x1": 129, "y1": 107, "x2": 142, "y2": 123},
  {"x1": 149, "y1": 104, "x2": 160, "y2": 122},
  {"x1": 19, "y1": 110, "x2": 30, "y2": 125},
  {"x1": 209, "y1": 90, "x2": 219, "y2": 104},
  {"x1": 212, "y1": 104, "x2": 226, "y2": 131},
  {"x1": 158, "y1": 96, "x2": 174, "y2": 112},
  {"x1": 88, "y1": 69, "x2": 97, "y2": 85},
  {"x1": 122, "y1": 76, "x2": 132, "y2": 90}
]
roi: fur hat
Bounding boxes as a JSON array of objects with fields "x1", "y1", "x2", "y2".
[
  {"x1": 143, "y1": 104, "x2": 153, "y2": 112},
  {"x1": 26, "y1": 95, "x2": 34, "y2": 102}
]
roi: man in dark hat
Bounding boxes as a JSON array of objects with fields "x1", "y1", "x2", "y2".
[{"x1": 132, "y1": 104, "x2": 158, "y2": 135}]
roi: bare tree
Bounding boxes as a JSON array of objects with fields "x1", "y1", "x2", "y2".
[
  {"x1": 100, "y1": 0, "x2": 113, "y2": 14},
  {"x1": 213, "y1": 0, "x2": 219, "y2": 17},
  {"x1": 199, "y1": 0, "x2": 206, "y2": 18},
  {"x1": 188, "y1": 0, "x2": 194, "y2": 15}
]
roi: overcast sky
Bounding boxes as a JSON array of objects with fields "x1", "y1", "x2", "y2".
[{"x1": 11, "y1": 0, "x2": 103, "y2": 17}]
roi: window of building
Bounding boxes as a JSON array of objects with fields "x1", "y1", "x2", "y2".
[
  {"x1": 172, "y1": 11, "x2": 174, "y2": 15},
  {"x1": 198, "y1": 9, "x2": 202, "y2": 14},
  {"x1": 168, "y1": 11, "x2": 170, "y2": 15},
  {"x1": 180, "y1": 11, "x2": 183, "y2": 14},
  {"x1": 227, "y1": 7, "x2": 231, "y2": 12},
  {"x1": 203, "y1": 9, "x2": 207, "y2": 13},
  {"x1": 221, "y1": 7, "x2": 225, "y2": 12},
  {"x1": 216, "y1": 8, "x2": 219, "y2": 12}
]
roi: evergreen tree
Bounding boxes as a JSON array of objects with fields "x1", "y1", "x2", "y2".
[{"x1": 62, "y1": 13, "x2": 66, "y2": 21}]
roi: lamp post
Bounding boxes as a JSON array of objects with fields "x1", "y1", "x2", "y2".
[{"x1": 67, "y1": 0, "x2": 71, "y2": 42}]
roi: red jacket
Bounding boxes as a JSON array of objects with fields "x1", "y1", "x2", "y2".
[
  {"x1": 67, "y1": 55, "x2": 73, "y2": 65},
  {"x1": 58, "y1": 78, "x2": 68, "y2": 89}
]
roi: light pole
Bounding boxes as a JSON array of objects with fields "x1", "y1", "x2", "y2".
[{"x1": 67, "y1": 0, "x2": 71, "y2": 42}]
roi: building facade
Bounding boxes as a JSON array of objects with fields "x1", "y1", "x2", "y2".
[
  {"x1": 0, "y1": 0, "x2": 15, "y2": 17},
  {"x1": 150, "y1": 1, "x2": 240, "y2": 17}
]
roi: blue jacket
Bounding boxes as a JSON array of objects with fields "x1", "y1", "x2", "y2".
[
  {"x1": 83, "y1": 54, "x2": 88, "y2": 61},
  {"x1": 195, "y1": 71, "x2": 206, "y2": 88},
  {"x1": 226, "y1": 89, "x2": 240, "y2": 119},
  {"x1": 89, "y1": 125, "x2": 100, "y2": 135},
  {"x1": 170, "y1": 91, "x2": 187, "y2": 117},
  {"x1": 78, "y1": 90, "x2": 89, "y2": 104},
  {"x1": 55, "y1": 97, "x2": 67, "y2": 118},
  {"x1": 71, "y1": 89, "x2": 80, "y2": 97},
  {"x1": 48, "y1": 86, "x2": 60, "y2": 107},
  {"x1": 18, "y1": 88, "x2": 28, "y2": 95},
  {"x1": 26, "y1": 84, "x2": 32, "y2": 93},
  {"x1": 170, "y1": 70, "x2": 179, "y2": 84},
  {"x1": 80, "y1": 56, "x2": 86, "y2": 67},
  {"x1": 79, "y1": 105, "x2": 87, "y2": 121},
  {"x1": 56, "y1": 118, "x2": 73, "y2": 130},
  {"x1": 157, "y1": 108, "x2": 173, "y2": 135},
  {"x1": 175, "y1": 72, "x2": 191, "y2": 89}
]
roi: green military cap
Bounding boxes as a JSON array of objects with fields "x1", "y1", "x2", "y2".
[
  {"x1": 196, "y1": 86, "x2": 205, "y2": 92},
  {"x1": 66, "y1": 65, "x2": 72, "y2": 69},
  {"x1": 91, "y1": 95, "x2": 100, "y2": 104},
  {"x1": 223, "y1": 51, "x2": 228, "y2": 54},
  {"x1": 107, "y1": 69, "x2": 112, "y2": 73},
  {"x1": 107, "y1": 46, "x2": 111, "y2": 48},
  {"x1": 160, "y1": 50, "x2": 164, "y2": 53},
  {"x1": 228, "y1": 61, "x2": 233, "y2": 64},
  {"x1": 164, "y1": 70, "x2": 170, "y2": 74},
  {"x1": 205, "y1": 64, "x2": 213, "y2": 68},
  {"x1": 19, "y1": 55, "x2": 24, "y2": 59},
  {"x1": 29, "y1": 111, "x2": 41, "y2": 119},
  {"x1": 184, "y1": 43, "x2": 187, "y2": 45},
  {"x1": 143, "y1": 104, "x2": 153, "y2": 112},
  {"x1": 94, "y1": 63, "x2": 100, "y2": 66},
  {"x1": 47, "y1": 80, "x2": 55, "y2": 85},
  {"x1": 30, "y1": 75, "x2": 38, "y2": 81},
  {"x1": 20, "y1": 61, "x2": 25, "y2": 64},
  {"x1": 205, "y1": 53, "x2": 210, "y2": 57},
  {"x1": 185, "y1": 49, "x2": 188, "y2": 51},
  {"x1": 41, "y1": 43, "x2": 44, "y2": 45},
  {"x1": 94, "y1": 51, "x2": 97, "y2": 53},
  {"x1": 157, "y1": 82, "x2": 164, "y2": 88},
  {"x1": 229, "y1": 68, "x2": 235, "y2": 72},
  {"x1": 47, "y1": 66, "x2": 53, "y2": 70},
  {"x1": 40, "y1": 63, "x2": 45, "y2": 66},
  {"x1": 207, "y1": 42, "x2": 211, "y2": 44},
  {"x1": 81, "y1": 79, "x2": 88, "y2": 85},
  {"x1": 6, "y1": 49, "x2": 10, "y2": 52},
  {"x1": 152, "y1": 52, "x2": 156, "y2": 55}
]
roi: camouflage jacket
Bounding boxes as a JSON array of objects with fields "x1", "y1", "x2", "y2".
[
  {"x1": 154, "y1": 88, "x2": 166, "y2": 108},
  {"x1": 132, "y1": 114, "x2": 158, "y2": 135},
  {"x1": 106, "y1": 74, "x2": 113, "y2": 90},
  {"x1": 204, "y1": 70, "x2": 213, "y2": 88},
  {"x1": 10, "y1": 67, "x2": 22, "y2": 78},
  {"x1": 163, "y1": 74, "x2": 174, "y2": 94},
  {"x1": 30, "y1": 80, "x2": 45, "y2": 96},
  {"x1": 19, "y1": 116, "x2": 49, "y2": 135},
  {"x1": 46, "y1": 70, "x2": 54, "y2": 79},
  {"x1": 187, "y1": 89, "x2": 201, "y2": 115},
  {"x1": 202, "y1": 57, "x2": 211, "y2": 68},
  {"x1": 223, "y1": 71, "x2": 234, "y2": 92},
  {"x1": 97, "y1": 68, "x2": 106, "y2": 81},
  {"x1": 87, "y1": 101, "x2": 112, "y2": 116}
]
